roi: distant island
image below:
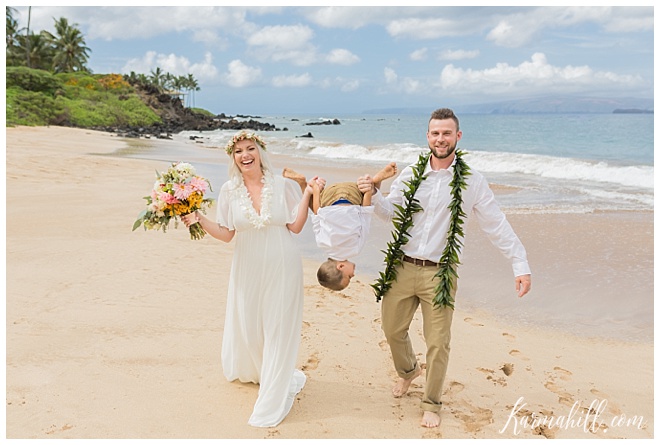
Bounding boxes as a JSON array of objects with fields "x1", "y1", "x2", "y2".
[
  {"x1": 365, "y1": 95, "x2": 654, "y2": 115},
  {"x1": 612, "y1": 109, "x2": 653, "y2": 114}
]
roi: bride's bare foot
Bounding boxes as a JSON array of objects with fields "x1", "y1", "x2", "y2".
[
  {"x1": 372, "y1": 162, "x2": 398, "y2": 188},
  {"x1": 421, "y1": 411, "x2": 441, "y2": 428},
  {"x1": 392, "y1": 366, "x2": 422, "y2": 398},
  {"x1": 283, "y1": 167, "x2": 307, "y2": 192}
]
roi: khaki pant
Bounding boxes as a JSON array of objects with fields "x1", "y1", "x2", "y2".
[
  {"x1": 381, "y1": 262, "x2": 456, "y2": 414},
  {"x1": 319, "y1": 182, "x2": 363, "y2": 208}
]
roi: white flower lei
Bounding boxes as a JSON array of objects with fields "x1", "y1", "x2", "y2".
[{"x1": 233, "y1": 173, "x2": 273, "y2": 229}]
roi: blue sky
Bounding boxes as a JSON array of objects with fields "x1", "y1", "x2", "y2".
[{"x1": 10, "y1": 4, "x2": 655, "y2": 115}]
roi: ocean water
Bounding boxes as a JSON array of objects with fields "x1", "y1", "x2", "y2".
[{"x1": 176, "y1": 112, "x2": 654, "y2": 214}]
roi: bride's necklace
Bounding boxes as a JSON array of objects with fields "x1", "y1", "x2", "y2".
[{"x1": 237, "y1": 173, "x2": 273, "y2": 229}]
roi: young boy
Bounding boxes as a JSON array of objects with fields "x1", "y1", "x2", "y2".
[{"x1": 283, "y1": 163, "x2": 397, "y2": 291}]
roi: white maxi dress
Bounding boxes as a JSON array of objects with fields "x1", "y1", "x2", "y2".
[{"x1": 216, "y1": 174, "x2": 306, "y2": 427}]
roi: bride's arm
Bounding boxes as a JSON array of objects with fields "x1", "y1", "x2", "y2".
[
  {"x1": 286, "y1": 186, "x2": 312, "y2": 234},
  {"x1": 182, "y1": 211, "x2": 235, "y2": 242}
]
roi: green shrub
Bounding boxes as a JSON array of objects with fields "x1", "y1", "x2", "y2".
[
  {"x1": 6, "y1": 67, "x2": 163, "y2": 128},
  {"x1": 190, "y1": 107, "x2": 214, "y2": 117},
  {"x1": 6, "y1": 87, "x2": 67, "y2": 126},
  {"x1": 6, "y1": 66, "x2": 63, "y2": 95}
]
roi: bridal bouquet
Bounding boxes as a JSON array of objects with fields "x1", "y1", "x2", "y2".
[{"x1": 132, "y1": 162, "x2": 214, "y2": 240}]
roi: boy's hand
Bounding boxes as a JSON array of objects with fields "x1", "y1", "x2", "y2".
[
  {"x1": 314, "y1": 176, "x2": 326, "y2": 191},
  {"x1": 306, "y1": 176, "x2": 323, "y2": 195},
  {"x1": 357, "y1": 175, "x2": 375, "y2": 194}
]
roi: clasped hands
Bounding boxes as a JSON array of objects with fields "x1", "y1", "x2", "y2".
[{"x1": 357, "y1": 175, "x2": 375, "y2": 194}]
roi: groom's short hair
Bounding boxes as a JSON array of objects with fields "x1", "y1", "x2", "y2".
[{"x1": 429, "y1": 108, "x2": 460, "y2": 131}]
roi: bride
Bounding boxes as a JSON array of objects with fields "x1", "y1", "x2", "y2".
[{"x1": 182, "y1": 130, "x2": 311, "y2": 427}]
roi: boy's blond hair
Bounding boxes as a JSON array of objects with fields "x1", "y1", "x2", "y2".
[{"x1": 317, "y1": 259, "x2": 346, "y2": 291}]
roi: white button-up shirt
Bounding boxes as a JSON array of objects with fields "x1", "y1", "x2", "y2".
[
  {"x1": 311, "y1": 205, "x2": 374, "y2": 261},
  {"x1": 372, "y1": 157, "x2": 531, "y2": 277}
]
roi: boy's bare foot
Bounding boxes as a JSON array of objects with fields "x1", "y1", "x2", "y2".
[
  {"x1": 372, "y1": 162, "x2": 398, "y2": 188},
  {"x1": 392, "y1": 365, "x2": 422, "y2": 397},
  {"x1": 421, "y1": 411, "x2": 441, "y2": 428},
  {"x1": 283, "y1": 167, "x2": 307, "y2": 192}
]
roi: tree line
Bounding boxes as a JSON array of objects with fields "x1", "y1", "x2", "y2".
[{"x1": 6, "y1": 6, "x2": 201, "y2": 108}]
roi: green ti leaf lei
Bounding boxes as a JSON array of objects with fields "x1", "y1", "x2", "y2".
[{"x1": 371, "y1": 150, "x2": 471, "y2": 309}]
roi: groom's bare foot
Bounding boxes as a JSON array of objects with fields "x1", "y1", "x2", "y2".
[
  {"x1": 372, "y1": 162, "x2": 398, "y2": 188},
  {"x1": 392, "y1": 366, "x2": 422, "y2": 398},
  {"x1": 283, "y1": 167, "x2": 307, "y2": 192},
  {"x1": 421, "y1": 411, "x2": 441, "y2": 428}
]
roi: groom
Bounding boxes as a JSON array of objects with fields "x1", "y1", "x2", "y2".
[{"x1": 357, "y1": 108, "x2": 532, "y2": 428}]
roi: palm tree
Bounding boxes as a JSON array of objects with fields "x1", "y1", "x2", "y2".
[
  {"x1": 163, "y1": 72, "x2": 175, "y2": 91},
  {"x1": 186, "y1": 73, "x2": 200, "y2": 108},
  {"x1": 45, "y1": 17, "x2": 91, "y2": 73},
  {"x1": 6, "y1": 7, "x2": 23, "y2": 66},
  {"x1": 13, "y1": 31, "x2": 54, "y2": 71},
  {"x1": 6, "y1": 7, "x2": 20, "y2": 47},
  {"x1": 149, "y1": 67, "x2": 166, "y2": 90}
]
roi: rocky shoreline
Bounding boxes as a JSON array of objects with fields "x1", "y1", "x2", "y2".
[
  {"x1": 91, "y1": 89, "x2": 288, "y2": 139},
  {"x1": 89, "y1": 88, "x2": 343, "y2": 140}
]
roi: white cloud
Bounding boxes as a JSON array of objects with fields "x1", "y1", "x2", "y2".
[
  {"x1": 326, "y1": 48, "x2": 360, "y2": 65},
  {"x1": 223, "y1": 59, "x2": 262, "y2": 88},
  {"x1": 306, "y1": 6, "x2": 372, "y2": 29},
  {"x1": 190, "y1": 52, "x2": 220, "y2": 81},
  {"x1": 386, "y1": 17, "x2": 468, "y2": 39},
  {"x1": 602, "y1": 7, "x2": 654, "y2": 33},
  {"x1": 382, "y1": 68, "x2": 423, "y2": 95},
  {"x1": 384, "y1": 68, "x2": 398, "y2": 84},
  {"x1": 121, "y1": 51, "x2": 218, "y2": 81},
  {"x1": 486, "y1": 6, "x2": 654, "y2": 48},
  {"x1": 272, "y1": 73, "x2": 313, "y2": 88},
  {"x1": 305, "y1": 6, "x2": 406, "y2": 29},
  {"x1": 340, "y1": 80, "x2": 360, "y2": 92},
  {"x1": 400, "y1": 78, "x2": 422, "y2": 94},
  {"x1": 410, "y1": 48, "x2": 428, "y2": 61},
  {"x1": 246, "y1": 24, "x2": 318, "y2": 66},
  {"x1": 319, "y1": 77, "x2": 361, "y2": 92},
  {"x1": 439, "y1": 52, "x2": 643, "y2": 95},
  {"x1": 487, "y1": 20, "x2": 535, "y2": 48},
  {"x1": 247, "y1": 24, "x2": 314, "y2": 50},
  {"x1": 439, "y1": 49, "x2": 480, "y2": 61}
]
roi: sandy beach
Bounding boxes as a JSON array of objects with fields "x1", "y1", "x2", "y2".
[{"x1": 5, "y1": 126, "x2": 654, "y2": 439}]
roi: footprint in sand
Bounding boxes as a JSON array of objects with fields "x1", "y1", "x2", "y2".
[
  {"x1": 451, "y1": 405, "x2": 494, "y2": 433},
  {"x1": 502, "y1": 332, "x2": 516, "y2": 341},
  {"x1": 444, "y1": 380, "x2": 465, "y2": 397},
  {"x1": 501, "y1": 363, "x2": 514, "y2": 376},
  {"x1": 422, "y1": 429, "x2": 443, "y2": 439},
  {"x1": 543, "y1": 368, "x2": 575, "y2": 406},
  {"x1": 477, "y1": 367, "x2": 507, "y2": 387},
  {"x1": 553, "y1": 366, "x2": 573, "y2": 381},
  {"x1": 508, "y1": 349, "x2": 531, "y2": 362},
  {"x1": 464, "y1": 317, "x2": 484, "y2": 327},
  {"x1": 302, "y1": 352, "x2": 319, "y2": 371},
  {"x1": 590, "y1": 388, "x2": 622, "y2": 416},
  {"x1": 378, "y1": 339, "x2": 389, "y2": 351},
  {"x1": 45, "y1": 424, "x2": 74, "y2": 435}
]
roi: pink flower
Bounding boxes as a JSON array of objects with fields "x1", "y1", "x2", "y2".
[
  {"x1": 189, "y1": 176, "x2": 208, "y2": 193},
  {"x1": 173, "y1": 182, "x2": 194, "y2": 200},
  {"x1": 159, "y1": 191, "x2": 179, "y2": 205}
]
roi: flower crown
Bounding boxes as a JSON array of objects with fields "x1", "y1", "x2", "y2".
[{"x1": 225, "y1": 131, "x2": 267, "y2": 155}]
